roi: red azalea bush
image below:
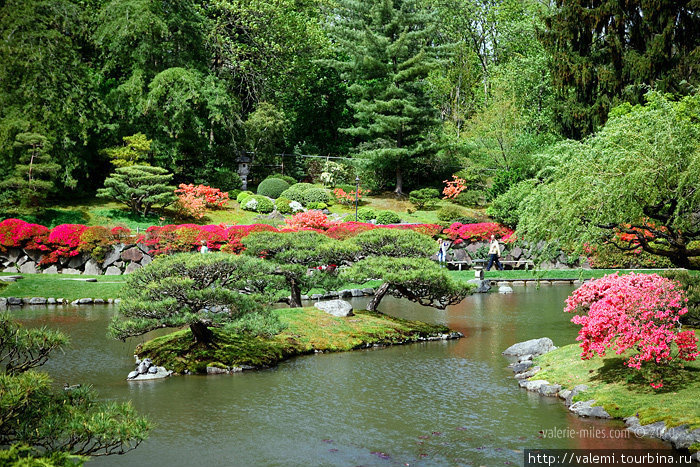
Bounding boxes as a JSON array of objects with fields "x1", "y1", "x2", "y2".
[
  {"x1": 174, "y1": 184, "x2": 229, "y2": 219},
  {"x1": 39, "y1": 224, "x2": 89, "y2": 264},
  {"x1": 442, "y1": 175, "x2": 466, "y2": 199},
  {"x1": 0, "y1": 218, "x2": 50, "y2": 252},
  {"x1": 565, "y1": 272, "x2": 699, "y2": 388},
  {"x1": 443, "y1": 222, "x2": 514, "y2": 244},
  {"x1": 285, "y1": 211, "x2": 334, "y2": 230},
  {"x1": 333, "y1": 187, "x2": 370, "y2": 206}
]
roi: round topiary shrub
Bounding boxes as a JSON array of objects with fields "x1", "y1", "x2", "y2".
[
  {"x1": 242, "y1": 195, "x2": 274, "y2": 213},
  {"x1": 236, "y1": 190, "x2": 254, "y2": 204},
  {"x1": 275, "y1": 197, "x2": 293, "y2": 214},
  {"x1": 306, "y1": 202, "x2": 327, "y2": 210},
  {"x1": 437, "y1": 205, "x2": 466, "y2": 223},
  {"x1": 257, "y1": 178, "x2": 290, "y2": 199},
  {"x1": 375, "y1": 210, "x2": 401, "y2": 225},
  {"x1": 279, "y1": 183, "x2": 315, "y2": 204},
  {"x1": 357, "y1": 207, "x2": 376, "y2": 221},
  {"x1": 264, "y1": 173, "x2": 297, "y2": 185},
  {"x1": 301, "y1": 187, "x2": 330, "y2": 206}
]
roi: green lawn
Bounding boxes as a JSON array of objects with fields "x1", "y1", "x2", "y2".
[
  {"x1": 137, "y1": 307, "x2": 453, "y2": 374},
  {"x1": 5, "y1": 190, "x2": 487, "y2": 229},
  {"x1": 535, "y1": 343, "x2": 700, "y2": 432},
  {"x1": 0, "y1": 273, "x2": 127, "y2": 301}
]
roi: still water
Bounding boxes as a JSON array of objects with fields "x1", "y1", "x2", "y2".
[{"x1": 13, "y1": 286, "x2": 668, "y2": 466}]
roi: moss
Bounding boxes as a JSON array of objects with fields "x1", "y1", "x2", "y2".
[
  {"x1": 534, "y1": 343, "x2": 700, "y2": 430},
  {"x1": 136, "y1": 308, "x2": 452, "y2": 374}
]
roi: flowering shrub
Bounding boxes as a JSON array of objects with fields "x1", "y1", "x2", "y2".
[
  {"x1": 289, "y1": 201, "x2": 304, "y2": 213},
  {"x1": 583, "y1": 242, "x2": 673, "y2": 269},
  {"x1": 0, "y1": 218, "x2": 49, "y2": 252},
  {"x1": 565, "y1": 273, "x2": 699, "y2": 388},
  {"x1": 443, "y1": 222, "x2": 514, "y2": 244},
  {"x1": 174, "y1": 184, "x2": 229, "y2": 219},
  {"x1": 285, "y1": 211, "x2": 333, "y2": 230},
  {"x1": 333, "y1": 187, "x2": 370, "y2": 206},
  {"x1": 40, "y1": 224, "x2": 89, "y2": 264},
  {"x1": 442, "y1": 175, "x2": 466, "y2": 199},
  {"x1": 78, "y1": 226, "x2": 114, "y2": 261}
]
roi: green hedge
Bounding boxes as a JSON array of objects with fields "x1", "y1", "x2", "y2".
[{"x1": 257, "y1": 178, "x2": 290, "y2": 199}]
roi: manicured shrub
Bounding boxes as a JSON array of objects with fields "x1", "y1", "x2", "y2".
[
  {"x1": 409, "y1": 188, "x2": 440, "y2": 209},
  {"x1": 279, "y1": 183, "x2": 315, "y2": 204},
  {"x1": 257, "y1": 178, "x2": 290, "y2": 199},
  {"x1": 264, "y1": 173, "x2": 297, "y2": 185},
  {"x1": 275, "y1": 197, "x2": 293, "y2": 214},
  {"x1": 302, "y1": 187, "x2": 330, "y2": 206},
  {"x1": 236, "y1": 191, "x2": 254, "y2": 203},
  {"x1": 565, "y1": 273, "x2": 699, "y2": 388},
  {"x1": 375, "y1": 211, "x2": 401, "y2": 225},
  {"x1": 452, "y1": 190, "x2": 483, "y2": 207},
  {"x1": 443, "y1": 222, "x2": 514, "y2": 244},
  {"x1": 436, "y1": 205, "x2": 467, "y2": 223},
  {"x1": 242, "y1": 195, "x2": 274, "y2": 213},
  {"x1": 306, "y1": 202, "x2": 327, "y2": 210},
  {"x1": 357, "y1": 208, "x2": 376, "y2": 221}
]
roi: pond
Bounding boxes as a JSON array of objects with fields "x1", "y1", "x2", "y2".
[{"x1": 12, "y1": 286, "x2": 669, "y2": 466}]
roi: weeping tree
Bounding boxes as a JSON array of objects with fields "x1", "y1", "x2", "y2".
[
  {"x1": 242, "y1": 231, "x2": 358, "y2": 307},
  {"x1": 0, "y1": 314, "x2": 150, "y2": 463},
  {"x1": 109, "y1": 253, "x2": 279, "y2": 345},
  {"x1": 342, "y1": 257, "x2": 473, "y2": 312}
]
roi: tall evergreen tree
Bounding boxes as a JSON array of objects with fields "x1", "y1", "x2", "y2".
[
  {"x1": 541, "y1": 0, "x2": 700, "y2": 139},
  {"x1": 325, "y1": 0, "x2": 444, "y2": 194}
]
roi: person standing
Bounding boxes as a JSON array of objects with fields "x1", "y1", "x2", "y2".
[
  {"x1": 437, "y1": 238, "x2": 451, "y2": 267},
  {"x1": 486, "y1": 235, "x2": 503, "y2": 271}
]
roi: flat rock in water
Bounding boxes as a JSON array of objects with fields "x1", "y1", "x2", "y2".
[
  {"x1": 503, "y1": 337, "x2": 555, "y2": 357},
  {"x1": 314, "y1": 299, "x2": 354, "y2": 317},
  {"x1": 511, "y1": 361, "x2": 533, "y2": 373},
  {"x1": 498, "y1": 285, "x2": 513, "y2": 294},
  {"x1": 467, "y1": 279, "x2": 491, "y2": 293},
  {"x1": 539, "y1": 384, "x2": 562, "y2": 397},
  {"x1": 28, "y1": 297, "x2": 47, "y2": 305},
  {"x1": 7, "y1": 297, "x2": 22, "y2": 305},
  {"x1": 128, "y1": 367, "x2": 172, "y2": 381},
  {"x1": 361, "y1": 288, "x2": 375, "y2": 295},
  {"x1": 569, "y1": 400, "x2": 611, "y2": 418},
  {"x1": 519, "y1": 379, "x2": 549, "y2": 391}
]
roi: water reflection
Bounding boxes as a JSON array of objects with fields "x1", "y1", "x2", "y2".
[{"x1": 11, "y1": 286, "x2": 670, "y2": 466}]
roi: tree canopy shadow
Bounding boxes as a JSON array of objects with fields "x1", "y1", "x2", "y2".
[{"x1": 592, "y1": 355, "x2": 700, "y2": 393}]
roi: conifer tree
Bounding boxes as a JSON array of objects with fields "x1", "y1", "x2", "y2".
[
  {"x1": 541, "y1": 0, "x2": 700, "y2": 139},
  {"x1": 96, "y1": 164, "x2": 175, "y2": 216},
  {"x1": 325, "y1": 0, "x2": 443, "y2": 194},
  {"x1": 0, "y1": 132, "x2": 60, "y2": 209}
]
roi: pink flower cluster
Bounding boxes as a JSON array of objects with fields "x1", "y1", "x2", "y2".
[
  {"x1": 0, "y1": 218, "x2": 50, "y2": 252},
  {"x1": 565, "y1": 273, "x2": 699, "y2": 388},
  {"x1": 443, "y1": 222, "x2": 514, "y2": 244},
  {"x1": 174, "y1": 184, "x2": 230, "y2": 219}
]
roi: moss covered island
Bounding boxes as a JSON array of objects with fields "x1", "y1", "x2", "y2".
[{"x1": 136, "y1": 307, "x2": 457, "y2": 374}]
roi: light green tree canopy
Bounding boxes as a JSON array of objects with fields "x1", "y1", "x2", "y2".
[{"x1": 517, "y1": 92, "x2": 700, "y2": 268}]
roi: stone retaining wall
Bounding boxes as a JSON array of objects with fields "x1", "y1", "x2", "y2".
[
  {"x1": 442, "y1": 240, "x2": 589, "y2": 270},
  {"x1": 1, "y1": 243, "x2": 152, "y2": 275}
]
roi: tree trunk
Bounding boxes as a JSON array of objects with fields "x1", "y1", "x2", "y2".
[
  {"x1": 394, "y1": 166, "x2": 403, "y2": 195},
  {"x1": 289, "y1": 278, "x2": 302, "y2": 308},
  {"x1": 366, "y1": 282, "x2": 390, "y2": 312},
  {"x1": 190, "y1": 322, "x2": 214, "y2": 344}
]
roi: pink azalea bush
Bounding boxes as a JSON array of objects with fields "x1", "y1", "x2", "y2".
[
  {"x1": 0, "y1": 218, "x2": 50, "y2": 252},
  {"x1": 565, "y1": 273, "x2": 699, "y2": 388},
  {"x1": 174, "y1": 184, "x2": 229, "y2": 219}
]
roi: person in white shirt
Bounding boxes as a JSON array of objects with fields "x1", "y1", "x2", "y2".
[
  {"x1": 486, "y1": 235, "x2": 503, "y2": 271},
  {"x1": 436, "y1": 238, "x2": 451, "y2": 266}
]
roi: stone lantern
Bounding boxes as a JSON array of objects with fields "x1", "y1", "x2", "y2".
[{"x1": 237, "y1": 154, "x2": 252, "y2": 190}]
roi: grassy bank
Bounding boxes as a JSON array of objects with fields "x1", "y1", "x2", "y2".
[
  {"x1": 137, "y1": 307, "x2": 453, "y2": 374},
  {"x1": 0, "y1": 273, "x2": 127, "y2": 300},
  {"x1": 534, "y1": 344, "x2": 700, "y2": 432},
  {"x1": 449, "y1": 268, "x2": 697, "y2": 282}
]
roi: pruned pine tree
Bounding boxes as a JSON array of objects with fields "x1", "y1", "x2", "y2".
[
  {"x1": 325, "y1": 0, "x2": 443, "y2": 194},
  {"x1": 96, "y1": 164, "x2": 175, "y2": 216},
  {"x1": 0, "y1": 314, "x2": 150, "y2": 461},
  {"x1": 109, "y1": 254, "x2": 280, "y2": 345},
  {"x1": 0, "y1": 132, "x2": 60, "y2": 209},
  {"x1": 342, "y1": 257, "x2": 472, "y2": 311}
]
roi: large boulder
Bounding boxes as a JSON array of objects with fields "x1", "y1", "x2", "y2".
[
  {"x1": 314, "y1": 300, "x2": 354, "y2": 317},
  {"x1": 565, "y1": 384, "x2": 589, "y2": 406},
  {"x1": 125, "y1": 262, "x2": 142, "y2": 274},
  {"x1": 23, "y1": 249, "x2": 43, "y2": 262},
  {"x1": 61, "y1": 268, "x2": 81, "y2": 275},
  {"x1": 42, "y1": 265, "x2": 58, "y2": 274},
  {"x1": 105, "y1": 266, "x2": 122, "y2": 275},
  {"x1": 503, "y1": 337, "x2": 555, "y2": 357},
  {"x1": 84, "y1": 259, "x2": 102, "y2": 275},
  {"x1": 19, "y1": 261, "x2": 37, "y2": 274},
  {"x1": 467, "y1": 279, "x2": 491, "y2": 293},
  {"x1": 67, "y1": 254, "x2": 88, "y2": 269},
  {"x1": 102, "y1": 245, "x2": 124, "y2": 267},
  {"x1": 569, "y1": 400, "x2": 611, "y2": 418},
  {"x1": 121, "y1": 247, "x2": 143, "y2": 262},
  {"x1": 28, "y1": 297, "x2": 47, "y2": 305}
]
